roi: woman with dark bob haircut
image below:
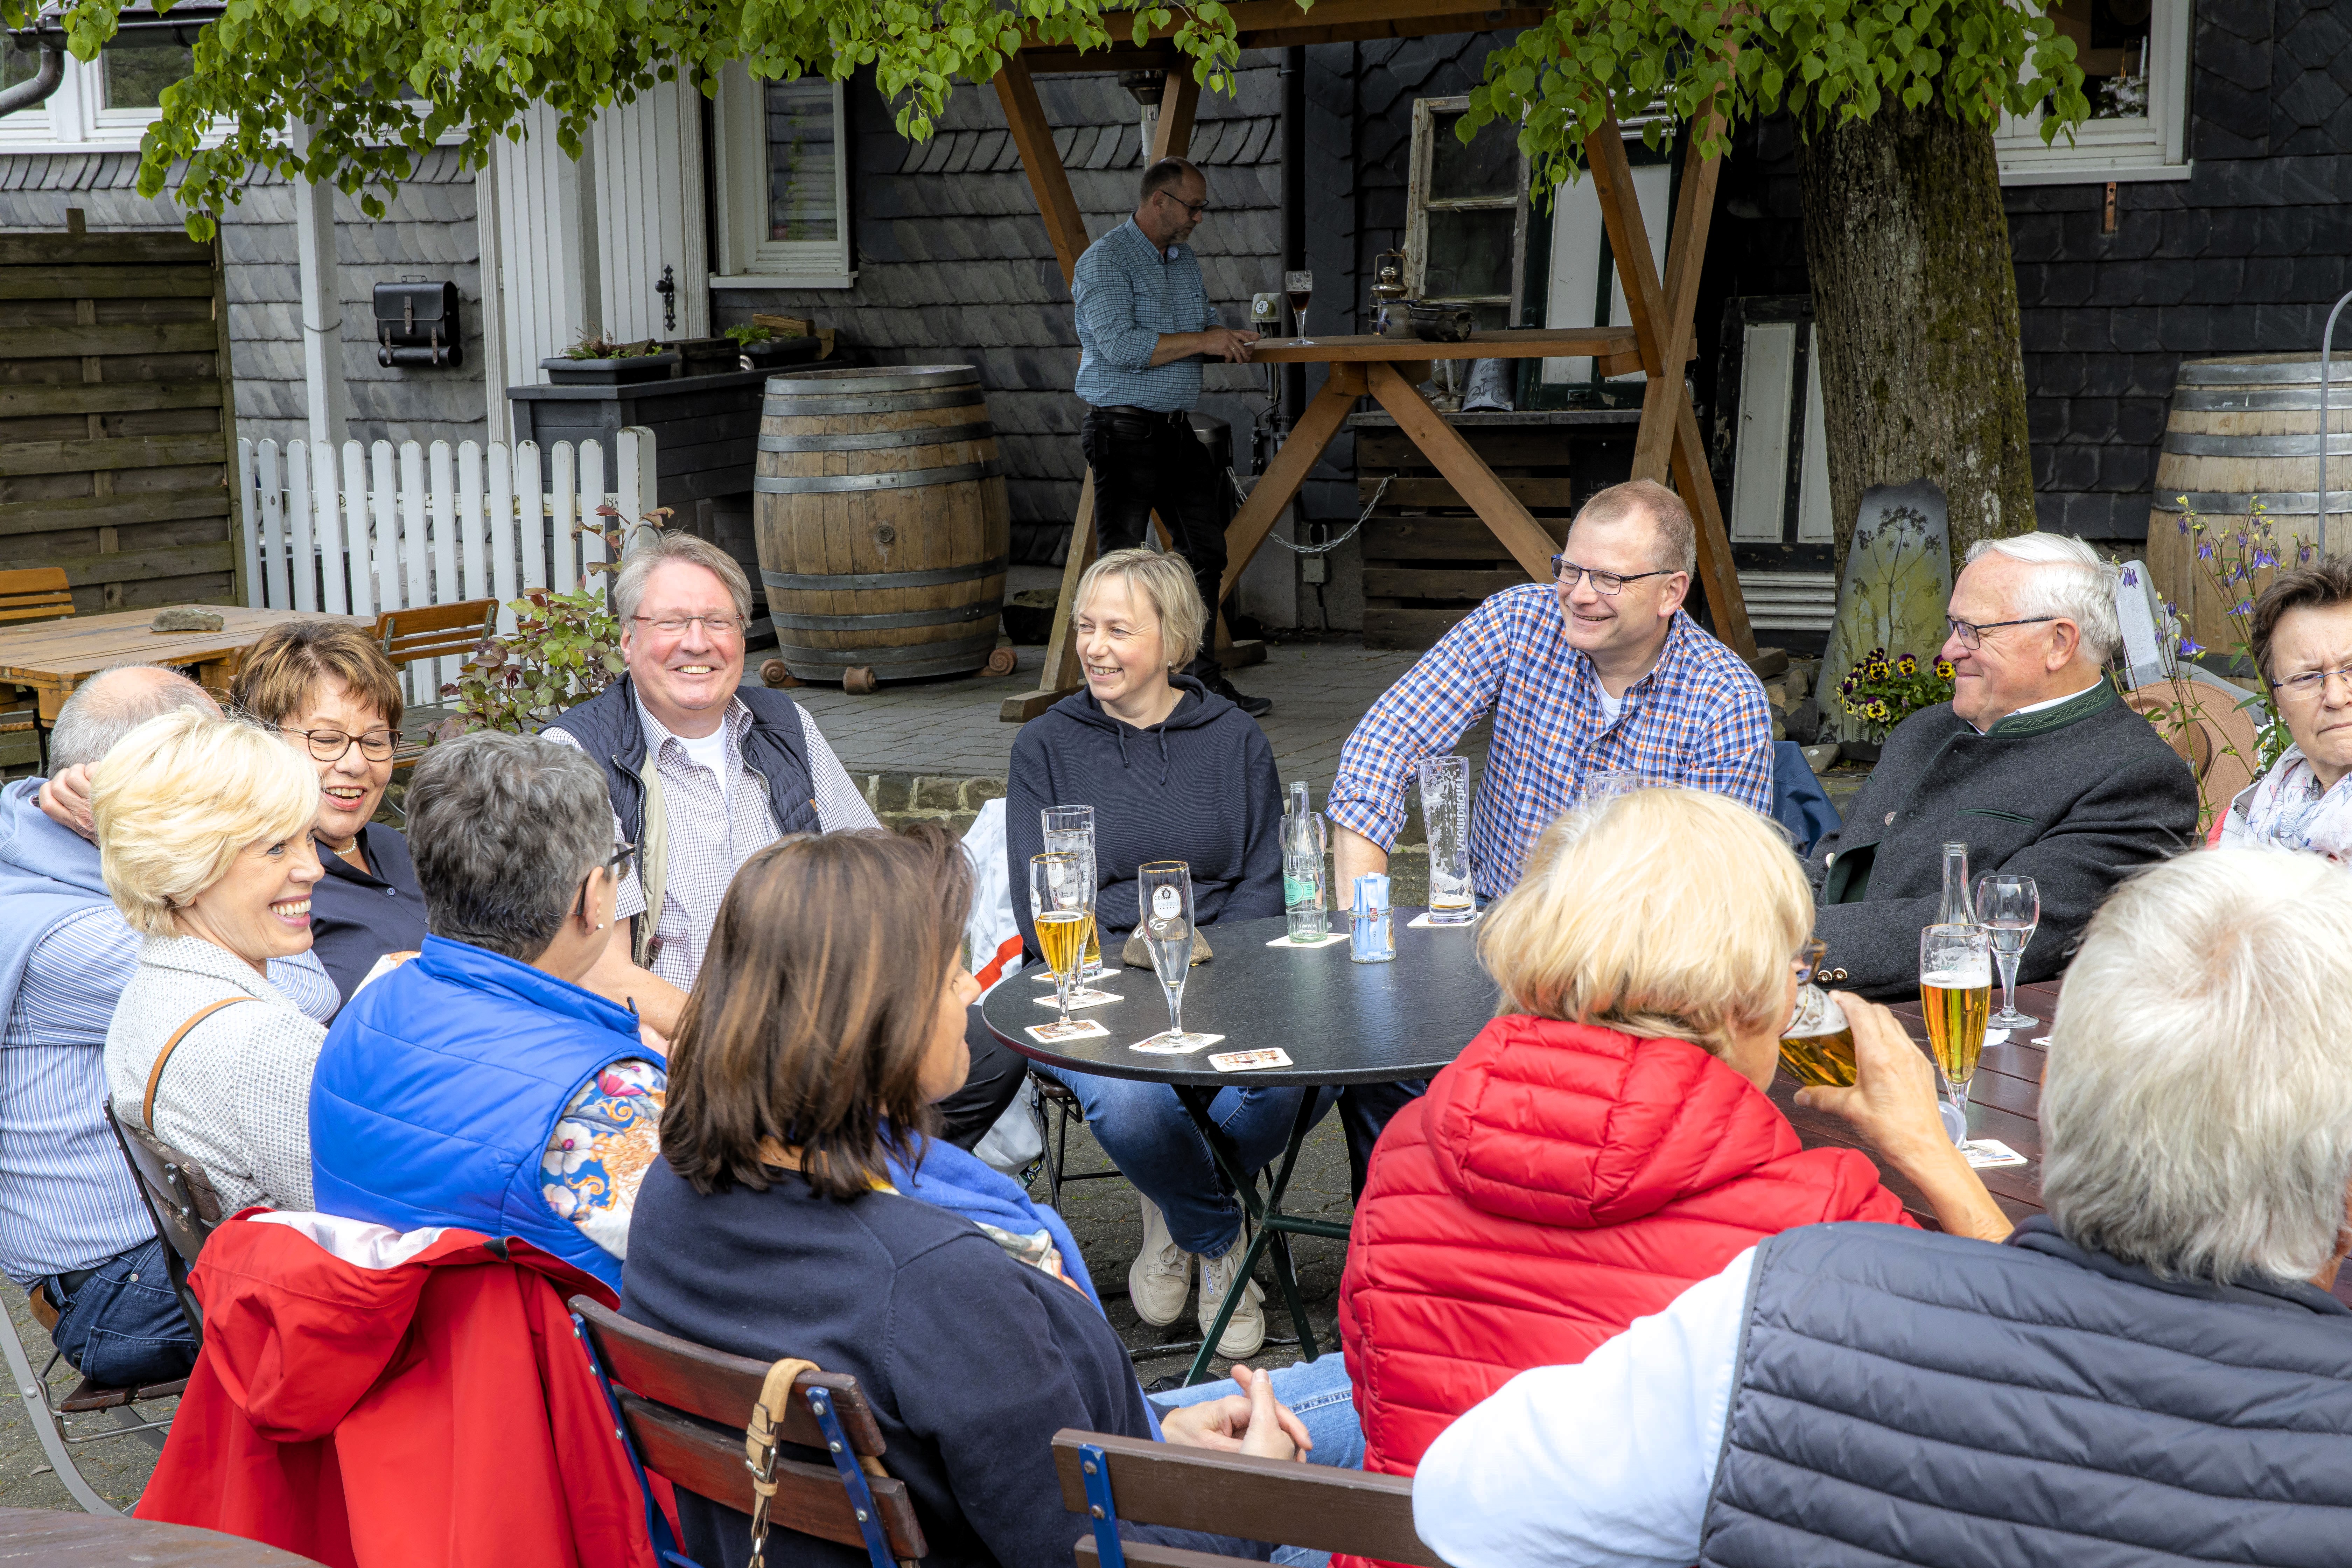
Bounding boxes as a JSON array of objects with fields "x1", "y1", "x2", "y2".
[{"x1": 621, "y1": 825, "x2": 1364, "y2": 1568}]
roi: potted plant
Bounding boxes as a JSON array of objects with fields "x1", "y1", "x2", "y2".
[
  {"x1": 541, "y1": 333, "x2": 680, "y2": 386},
  {"x1": 1833, "y1": 647, "x2": 1955, "y2": 761}
]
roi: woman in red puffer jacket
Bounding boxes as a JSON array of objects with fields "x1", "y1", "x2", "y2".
[{"x1": 1336, "y1": 787, "x2": 2011, "y2": 1518}]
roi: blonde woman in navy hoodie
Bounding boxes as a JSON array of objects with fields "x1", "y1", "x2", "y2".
[{"x1": 1007, "y1": 547, "x2": 1307, "y2": 1360}]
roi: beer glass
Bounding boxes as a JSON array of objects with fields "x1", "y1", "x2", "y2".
[
  {"x1": 1029, "y1": 852, "x2": 1095, "y2": 1026},
  {"x1": 1778, "y1": 937, "x2": 1856, "y2": 1088},
  {"x1": 1284, "y1": 270, "x2": 1313, "y2": 344},
  {"x1": 1919, "y1": 923, "x2": 1993, "y2": 1140},
  {"x1": 1417, "y1": 755, "x2": 1475, "y2": 924},
  {"x1": 1042, "y1": 804, "x2": 1102, "y2": 977},
  {"x1": 1582, "y1": 768, "x2": 1641, "y2": 809},
  {"x1": 1138, "y1": 860, "x2": 1196, "y2": 1039},
  {"x1": 1974, "y1": 873, "x2": 2040, "y2": 1028}
]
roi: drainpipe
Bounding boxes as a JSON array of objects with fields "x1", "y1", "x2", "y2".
[
  {"x1": 0, "y1": 42, "x2": 64, "y2": 118},
  {"x1": 1279, "y1": 46, "x2": 1306, "y2": 434},
  {"x1": 2320, "y1": 288, "x2": 2352, "y2": 558}
]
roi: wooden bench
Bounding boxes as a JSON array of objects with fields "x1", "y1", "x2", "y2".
[
  {"x1": 1049, "y1": 1429, "x2": 1447, "y2": 1567},
  {"x1": 570, "y1": 1295, "x2": 927, "y2": 1566},
  {"x1": 0, "y1": 568, "x2": 74, "y2": 770}
]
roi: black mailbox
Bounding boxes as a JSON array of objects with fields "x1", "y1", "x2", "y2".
[{"x1": 373, "y1": 280, "x2": 463, "y2": 368}]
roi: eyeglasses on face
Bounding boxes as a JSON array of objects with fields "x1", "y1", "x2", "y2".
[
  {"x1": 283, "y1": 726, "x2": 396, "y2": 763},
  {"x1": 2275, "y1": 663, "x2": 2352, "y2": 701},
  {"x1": 1159, "y1": 191, "x2": 1210, "y2": 218},
  {"x1": 1550, "y1": 557, "x2": 1674, "y2": 597},
  {"x1": 1943, "y1": 614, "x2": 2057, "y2": 651},
  {"x1": 633, "y1": 613, "x2": 745, "y2": 638}
]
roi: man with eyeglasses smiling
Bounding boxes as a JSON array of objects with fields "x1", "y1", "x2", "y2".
[
  {"x1": 1808, "y1": 532, "x2": 2196, "y2": 997},
  {"x1": 1069, "y1": 154, "x2": 1270, "y2": 715}
]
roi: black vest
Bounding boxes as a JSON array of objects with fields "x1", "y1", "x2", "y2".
[
  {"x1": 1702, "y1": 1217, "x2": 2352, "y2": 1567},
  {"x1": 544, "y1": 677, "x2": 822, "y2": 847}
]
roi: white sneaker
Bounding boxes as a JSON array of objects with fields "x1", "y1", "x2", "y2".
[
  {"x1": 1196, "y1": 1226, "x2": 1265, "y2": 1359},
  {"x1": 1128, "y1": 1196, "x2": 1192, "y2": 1327}
]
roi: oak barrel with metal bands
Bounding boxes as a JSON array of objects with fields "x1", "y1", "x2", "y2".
[
  {"x1": 754, "y1": 365, "x2": 1011, "y2": 682},
  {"x1": 2148, "y1": 354, "x2": 2352, "y2": 654}
]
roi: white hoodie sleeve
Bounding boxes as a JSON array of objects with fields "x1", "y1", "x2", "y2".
[{"x1": 1411, "y1": 1247, "x2": 1756, "y2": 1568}]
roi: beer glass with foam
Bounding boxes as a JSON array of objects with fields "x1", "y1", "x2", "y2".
[
  {"x1": 1919, "y1": 923, "x2": 1993, "y2": 1143},
  {"x1": 1778, "y1": 937, "x2": 1855, "y2": 1088},
  {"x1": 1029, "y1": 851, "x2": 1095, "y2": 1026}
]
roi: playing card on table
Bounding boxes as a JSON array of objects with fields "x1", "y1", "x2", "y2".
[
  {"x1": 1035, "y1": 987, "x2": 1122, "y2": 1009},
  {"x1": 1265, "y1": 931, "x2": 1349, "y2": 949},
  {"x1": 1129, "y1": 1031, "x2": 1226, "y2": 1054},
  {"x1": 1209, "y1": 1048, "x2": 1293, "y2": 1073},
  {"x1": 1961, "y1": 1139, "x2": 2029, "y2": 1170},
  {"x1": 1026, "y1": 1018, "x2": 1111, "y2": 1044}
]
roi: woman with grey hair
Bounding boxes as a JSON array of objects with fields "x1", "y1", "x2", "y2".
[
  {"x1": 305, "y1": 730, "x2": 659, "y2": 1290},
  {"x1": 1413, "y1": 845, "x2": 2352, "y2": 1568}
]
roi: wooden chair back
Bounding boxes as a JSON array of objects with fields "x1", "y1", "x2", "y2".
[
  {"x1": 2124, "y1": 678, "x2": 2262, "y2": 825},
  {"x1": 106, "y1": 1102, "x2": 223, "y2": 1336},
  {"x1": 0, "y1": 567, "x2": 75, "y2": 625},
  {"x1": 373, "y1": 599, "x2": 497, "y2": 669},
  {"x1": 569, "y1": 1296, "x2": 928, "y2": 1562},
  {"x1": 1050, "y1": 1429, "x2": 1447, "y2": 1568}
]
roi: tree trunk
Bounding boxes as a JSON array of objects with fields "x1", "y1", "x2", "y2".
[{"x1": 1798, "y1": 105, "x2": 2037, "y2": 577}]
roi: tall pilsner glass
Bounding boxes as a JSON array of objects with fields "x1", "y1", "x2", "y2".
[
  {"x1": 1417, "y1": 756, "x2": 1475, "y2": 924},
  {"x1": 1042, "y1": 805, "x2": 1101, "y2": 977},
  {"x1": 1029, "y1": 852, "x2": 1095, "y2": 1026},
  {"x1": 1919, "y1": 923, "x2": 1993, "y2": 1144},
  {"x1": 1139, "y1": 860, "x2": 1196, "y2": 1040}
]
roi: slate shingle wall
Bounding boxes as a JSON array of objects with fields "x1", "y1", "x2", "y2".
[
  {"x1": 716, "y1": 64, "x2": 1282, "y2": 566},
  {"x1": 0, "y1": 148, "x2": 488, "y2": 453}
]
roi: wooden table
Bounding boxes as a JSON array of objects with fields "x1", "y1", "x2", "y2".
[
  {"x1": 0, "y1": 606, "x2": 367, "y2": 722},
  {"x1": 0, "y1": 1507, "x2": 327, "y2": 1566}
]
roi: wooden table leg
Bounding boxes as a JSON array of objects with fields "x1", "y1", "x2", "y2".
[
  {"x1": 1001, "y1": 471, "x2": 1101, "y2": 723},
  {"x1": 1363, "y1": 363, "x2": 1561, "y2": 582},
  {"x1": 1217, "y1": 363, "x2": 1364, "y2": 600}
]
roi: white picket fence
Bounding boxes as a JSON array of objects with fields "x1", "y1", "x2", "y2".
[{"x1": 237, "y1": 427, "x2": 657, "y2": 702}]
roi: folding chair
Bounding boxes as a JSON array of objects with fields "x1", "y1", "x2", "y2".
[
  {"x1": 1032, "y1": 1069, "x2": 1127, "y2": 1213},
  {"x1": 0, "y1": 1106, "x2": 223, "y2": 1516},
  {"x1": 371, "y1": 598, "x2": 497, "y2": 764},
  {"x1": 570, "y1": 1295, "x2": 928, "y2": 1567},
  {"x1": 0, "y1": 567, "x2": 75, "y2": 772},
  {"x1": 1050, "y1": 1428, "x2": 1447, "y2": 1568}
]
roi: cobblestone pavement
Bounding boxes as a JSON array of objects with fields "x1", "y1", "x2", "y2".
[{"x1": 0, "y1": 1289, "x2": 160, "y2": 1512}]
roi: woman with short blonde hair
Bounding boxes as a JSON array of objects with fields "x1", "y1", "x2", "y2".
[
  {"x1": 98, "y1": 707, "x2": 334, "y2": 1213},
  {"x1": 1333, "y1": 786, "x2": 2005, "y2": 1501},
  {"x1": 1003, "y1": 544, "x2": 1295, "y2": 1358}
]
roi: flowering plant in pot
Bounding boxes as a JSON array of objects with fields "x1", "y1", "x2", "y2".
[
  {"x1": 542, "y1": 332, "x2": 680, "y2": 385},
  {"x1": 1837, "y1": 646, "x2": 1955, "y2": 748}
]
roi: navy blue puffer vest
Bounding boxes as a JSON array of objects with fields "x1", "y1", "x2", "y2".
[
  {"x1": 1702, "y1": 1217, "x2": 2352, "y2": 1567},
  {"x1": 545, "y1": 676, "x2": 820, "y2": 847}
]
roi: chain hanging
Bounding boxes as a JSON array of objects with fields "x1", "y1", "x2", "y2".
[{"x1": 1221, "y1": 469, "x2": 1392, "y2": 556}]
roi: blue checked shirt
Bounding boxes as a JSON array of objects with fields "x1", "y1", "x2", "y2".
[
  {"x1": 1072, "y1": 219, "x2": 1217, "y2": 412},
  {"x1": 1328, "y1": 586, "x2": 1774, "y2": 898}
]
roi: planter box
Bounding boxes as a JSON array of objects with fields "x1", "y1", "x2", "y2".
[{"x1": 540, "y1": 350, "x2": 681, "y2": 386}]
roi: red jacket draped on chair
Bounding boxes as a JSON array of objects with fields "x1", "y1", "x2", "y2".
[
  {"x1": 136, "y1": 1211, "x2": 658, "y2": 1568},
  {"x1": 1336, "y1": 1015, "x2": 1916, "y2": 1502}
]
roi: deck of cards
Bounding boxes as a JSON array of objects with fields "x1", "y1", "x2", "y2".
[
  {"x1": 1027, "y1": 1018, "x2": 1109, "y2": 1044},
  {"x1": 1035, "y1": 987, "x2": 1121, "y2": 1010},
  {"x1": 1209, "y1": 1048, "x2": 1293, "y2": 1073},
  {"x1": 1130, "y1": 1030, "x2": 1225, "y2": 1054}
]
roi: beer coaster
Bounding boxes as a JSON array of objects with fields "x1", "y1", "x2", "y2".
[
  {"x1": 1266, "y1": 931, "x2": 1349, "y2": 948},
  {"x1": 1035, "y1": 987, "x2": 1122, "y2": 1010},
  {"x1": 1983, "y1": 1026, "x2": 2010, "y2": 1045},
  {"x1": 2030, "y1": 1035, "x2": 2054, "y2": 1046},
  {"x1": 1026, "y1": 1018, "x2": 1110, "y2": 1044},
  {"x1": 1961, "y1": 1139, "x2": 2028, "y2": 1170},
  {"x1": 1130, "y1": 1030, "x2": 1226, "y2": 1054},
  {"x1": 1407, "y1": 909, "x2": 1482, "y2": 929},
  {"x1": 1033, "y1": 964, "x2": 1111, "y2": 983},
  {"x1": 1209, "y1": 1048, "x2": 1293, "y2": 1073}
]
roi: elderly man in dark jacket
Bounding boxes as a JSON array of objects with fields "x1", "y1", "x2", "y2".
[{"x1": 1806, "y1": 532, "x2": 2196, "y2": 997}]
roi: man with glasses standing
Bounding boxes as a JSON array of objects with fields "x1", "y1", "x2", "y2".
[
  {"x1": 1808, "y1": 532, "x2": 2196, "y2": 996},
  {"x1": 1070, "y1": 155, "x2": 1270, "y2": 715},
  {"x1": 1323, "y1": 479, "x2": 1771, "y2": 1190}
]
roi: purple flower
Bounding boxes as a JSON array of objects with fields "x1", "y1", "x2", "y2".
[
  {"x1": 2179, "y1": 638, "x2": 2206, "y2": 656},
  {"x1": 2123, "y1": 567, "x2": 2139, "y2": 586},
  {"x1": 2232, "y1": 600, "x2": 2253, "y2": 616},
  {"x1": 2197, "y1": 542, "x2": 2214, "y2": 560},
  {"x1": 2177, "y1": 517, "x2": 2191, "y2": 534},
  {"x1": 2253, "y1": 550, "x2": 2278, "y2": 568}
]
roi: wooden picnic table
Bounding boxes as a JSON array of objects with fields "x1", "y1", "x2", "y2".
[{"x1": 0, "y1": 605, "x2": 368, "y2": 722}]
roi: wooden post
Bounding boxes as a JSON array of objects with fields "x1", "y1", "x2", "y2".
[
  {"x1": 1219, "y1": 363, "x2": 1365, "y2": 597},
  {"x1": 1151, "y1": 68, "x2": 1201, "y2": 163},
  {"x1": 1001, "y1": 470, "x2": 1102, "y2": 721},
  {"x1": 1362, "y1": 364, "x2": 1560, "y2": 582},
  {"x1": 1584, "y1": 111, "x2": 1754, "y2": 659}
]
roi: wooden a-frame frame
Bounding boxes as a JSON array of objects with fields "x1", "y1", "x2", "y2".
[{"x1": 990, "y1": 1, "x2": 1752, "y2": 721}]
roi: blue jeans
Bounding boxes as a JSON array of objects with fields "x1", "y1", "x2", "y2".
[
  {"x1": 1040, "y1": 1064, "x2": 1335, "y2": 1256},
  {"x1": 1155, "y1": 1353, "x2": 1361, "y2": 1566},
  {"x1": 44, "y1": 1237, "x2": 196, "y2": 1388}
]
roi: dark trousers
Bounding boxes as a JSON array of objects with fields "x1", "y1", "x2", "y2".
[
  {"x1": 42, "y1": 1236, "x2": 196, "y2": 1388},
  {"x1": 934, "y1": 1010, "x2": 1031, "y2": 1152},
  {"x1": 1338, "y1": 1079, "x2": 1429, "y2": 1201},
  {"x1": 1079, "y1": 406, "x2": 1228, "y2": 680}
]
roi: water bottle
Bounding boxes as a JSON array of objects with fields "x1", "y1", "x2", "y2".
[
  {"x1": 1282, "y1": 780, "x2": 1328, "y2": 941},
  {"x1": 1936, "y1": 842, "x2": 1975, "y2": 926}
]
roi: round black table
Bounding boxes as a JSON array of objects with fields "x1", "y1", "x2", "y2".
[{"x1": 982, "y1": 908, "x2": 1497, "y2": 1381}]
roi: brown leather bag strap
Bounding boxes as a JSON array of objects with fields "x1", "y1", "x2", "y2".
[{"x1": 142, "y1": 997, "x2": 250, "y2": 1132}]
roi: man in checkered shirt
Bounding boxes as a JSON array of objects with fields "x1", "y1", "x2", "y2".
[
  {"x1": 1328, "y1": 479, "x2": 1774, "y2": 904},
  {"x1": 1071, "y1": 155, "x2": 1270, "y2": 714}
]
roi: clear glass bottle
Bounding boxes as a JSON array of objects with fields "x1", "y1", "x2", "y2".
[
  {"x1": 1937, "y1": 841, "x2": 1975, "y2": 925},
  {"x1": 1282, "y1": 780, "x2": 1329, "y2": 941}
]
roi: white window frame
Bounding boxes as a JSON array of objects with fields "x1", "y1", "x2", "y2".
[
  {"x1": 709, "y1": 62, "x2": 855, "y2": 289},
  {"x1": 0, "y1": 47, "x2": 228, "y2": 153},
  {"x1": 1994, "y1": 0, "x2": 2191, "y2": 185},
  {"x1": 1403, "y1": 95, "x2": 1524, "y2": 310}
]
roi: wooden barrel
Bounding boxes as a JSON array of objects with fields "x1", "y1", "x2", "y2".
[
  {"x1": 753, "y1": 365, "x2": 1011, "y2": 685},
  {"x1": 2148, "y1": 354, "x2": 2352, "y2": 655}
]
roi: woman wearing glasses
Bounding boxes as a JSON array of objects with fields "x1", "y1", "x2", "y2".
[
  {"x1": 307, "y1": 732, "x2": 660, "y2": 1292},
  {"x1": 2220, "y1": 560, "x2": 2352, "y2": 856}
]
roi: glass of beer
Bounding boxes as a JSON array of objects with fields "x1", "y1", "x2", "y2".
[
  {"x1": 1919, "y1": 922, "x2": 1993, "y2": 1142},
  {"x1": 1029, "y1": 851, "x2": 1096, "y2": 1026},
  {"x1": 1041, "y1": 805, "x2": 1102, "y2": 978},
  {"x1": 1778, "y1": 938, "x2": 1856, "y2": 1088}
]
